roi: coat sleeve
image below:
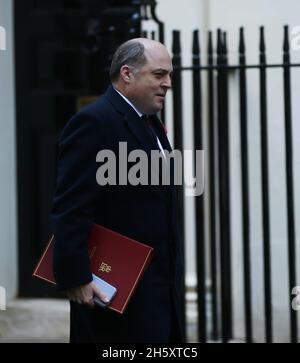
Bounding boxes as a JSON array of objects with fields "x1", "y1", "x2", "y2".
[{"x1": 50, "y1": 112, "x2": 105, "y2": 290}]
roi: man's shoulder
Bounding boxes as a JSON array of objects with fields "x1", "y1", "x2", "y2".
[
  {"x1": 76, "y1": 93, "x2": 117, "y2": 121},
  {"x1": 66, "y1": 92, "x2": 119, "y2": 126},
  {"x1": 59, "y1": 89, "x2": 123, "y2": 144}
]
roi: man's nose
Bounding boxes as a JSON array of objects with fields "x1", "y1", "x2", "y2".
[{"x1": 162, "y1": 75, "x2": 172, "y2": 89}]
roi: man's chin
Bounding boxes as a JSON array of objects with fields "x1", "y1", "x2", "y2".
[
  {"x1": 146, "y1": 101, "x2": 164, "y2": 114},
  {"x1": 155, "y1": 103, "x2": 164, "y2": 112}
]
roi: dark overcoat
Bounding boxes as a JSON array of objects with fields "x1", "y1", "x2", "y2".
[{"x1": 50, "y1": 86, "x2": 185, "y2": 343}]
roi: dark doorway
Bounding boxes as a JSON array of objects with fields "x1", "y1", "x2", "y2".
[{"x1": 14, "y1": 0, "x2": 141, "y2": 297}]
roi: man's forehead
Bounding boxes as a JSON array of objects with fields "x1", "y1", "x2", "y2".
[
  {"x1": 145, "y1": 46, "x2": 171, "y2": 61},
  {"x1": 145, "y1": 53, "x2": 172, "y2": 70},
  {"x1": 151, "y1": 67, "x2": 173, "y2": 73},
  {"x1": 141, "y1": 46, "x2": 173, "y2": 72}
]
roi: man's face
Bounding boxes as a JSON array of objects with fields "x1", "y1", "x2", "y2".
[{"x1": 127, "y1": 46, "x2": 173, "y2": 115}]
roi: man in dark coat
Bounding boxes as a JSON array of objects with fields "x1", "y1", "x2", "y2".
[{"x1": 50, "y1": 38, "x2": 185, "y2": 343}]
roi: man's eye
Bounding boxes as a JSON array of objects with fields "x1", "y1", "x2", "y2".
[{"x1": 154, "y1": 73, "x2": 163, "y2": 78}]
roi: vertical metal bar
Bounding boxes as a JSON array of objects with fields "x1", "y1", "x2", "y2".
[
  {"x1": 208, "y1": 30, "x2": 219, "y2": 341},
  {"x1": 259, "y1": 26, "x2": 273, "y2": 343},
  {"x1": 239, "y1": 27, "x2": 253, "y2": 343},
  {"x1": 283, "y1": 25, "x2": 298, "y2": 343},
  {"x1": 142, "y1": 3, "x2": 148, "y2": 20},
  {"x1": 223, "y1": 31, "x2": 233, "y2": 341},
  {"x1": 172, "y1": 31, "x2": 184, "y2": 156},
  {"x1": 150, "y1": 1, "x2": 165, "y2": 44},
  {"x1": 217, "y1": 29, "x2": 233, "y2": 342},
  {"x1": 192, "y1": 30, "x2": 207, "y2": 343},
  {"x1": 172, "y1": 29, "x2": 186, "y2": 341}
]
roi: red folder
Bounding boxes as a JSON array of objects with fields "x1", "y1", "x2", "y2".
[{"x1": 33, "y1": 224, "x2": 154, "y2": 314}]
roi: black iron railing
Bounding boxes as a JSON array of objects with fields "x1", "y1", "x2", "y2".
[{"x1": 171, "y1": 26, "x2": 299, "y2": 343}]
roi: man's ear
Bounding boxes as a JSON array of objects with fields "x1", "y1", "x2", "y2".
[{"x1": 119, "y1": 65, "x2": 132, "y2": 84}]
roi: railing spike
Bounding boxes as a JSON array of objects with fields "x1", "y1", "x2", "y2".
[
  {"x1": 193, "y1": 29, "x2": 200, "y2": 56},
  {"x1": 239, "y1": 27, "x2": 245, "y2": 54},
  {"x1": 172, "y1": 30, "x2": 181, "y2": 55},
  {"x1": 208, "y1": 30, "x2": 213, "y2": 55},
  {"x1": 260, "y1": 26, "x2": 266, "y2": 53},
  {"x1": 283, "y1": 25, "x2": 289, "y2": 53}
]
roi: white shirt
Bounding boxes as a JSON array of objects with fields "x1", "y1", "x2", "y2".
[{"x1": 115, "y1": 88, "x2": 143, "y2": 117}]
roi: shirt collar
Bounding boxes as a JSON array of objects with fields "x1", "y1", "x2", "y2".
[{"x1": 114, "y1": 88, "x2": 143, "y2": 118}]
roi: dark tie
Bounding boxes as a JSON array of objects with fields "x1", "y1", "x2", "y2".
[{"x1": 142, "y1": 115, "x2": 159, "y2": 147}]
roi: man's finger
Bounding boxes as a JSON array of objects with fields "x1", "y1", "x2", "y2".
[
  {"x1": 83, "y1": 296, "x2": 95, "y2": 308},
  {"x1": 92, "y1": 283, "x2": 109, "y2": 304}
]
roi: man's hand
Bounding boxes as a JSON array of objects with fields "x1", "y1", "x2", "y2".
[{"x1": 67, "y1": 281, "x2": 109, "y2": 308}]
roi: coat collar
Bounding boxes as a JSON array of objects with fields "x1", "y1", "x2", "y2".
[
  {"x1": 104, "y1": 86, "x2": 175, "y2": 198},
  {"x1": 104, "y1": 86, "x2": 172, "y2": 155}
]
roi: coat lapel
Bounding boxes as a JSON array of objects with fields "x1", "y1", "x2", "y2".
[
  {"x1": 104, "y1": 87, "x2": 172, "y2": 200},
  {"x1": 104, "y1": 86, "x2": 155, "y2": 156},
  {"x1": 151, "y1": 115, "x2": 173, "y2": 154},
  {"x1": 151, "y1": 115, "x2": 176, "y2": 191}
]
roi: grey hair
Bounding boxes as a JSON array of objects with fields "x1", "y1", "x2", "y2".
[{"x1": 110, "y1": 40, "x2": 147, "y2": 83}]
